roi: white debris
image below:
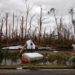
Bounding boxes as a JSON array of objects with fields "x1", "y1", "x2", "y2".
[
  {"x1": 2, "y1": 45, "x2": 23, "y2": 49},
  {"x1": 16, "y1": 66, "x2": 22, "y2": 70},
  {"x1": 26, "y1": 39, "x2": 35, "y2": 49},
  {"x1": 72, "y1": 44, "x2": 75, "y2": 50},
  {"x1": 22, "y1": 52, "x2": 43, "y2": 61}
]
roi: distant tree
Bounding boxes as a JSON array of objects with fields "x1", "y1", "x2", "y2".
[
  {"x1": 20, "y1": 16, "x2": 24, "y2": 39},
  {"x1": 5, "y1": 13, "x2": 8, "y2": 39},
  {"x1": 37, "y1": 7, "x2": 43, "y2": 43},
  {"x1": 8, "y1": 25, "x2": 11, "y2": 39},
  {"x1": 69, "y1": 8, "x2": 75, "y2": 34},
  {"x1": 0, "y1": 19, "x2": 3, "y2": 41},
  {"x1": 12, "y1": 13, "x2": 15, "y2": 39},
  {"x1": 5, "y1": 13, "x2": 9, "y2": 46},
  {"x1": 28, "y1": 15, "x2": 35, "y2": 38},
  {"x1": 24, "y1": 0, "x2": 32, "y2": 37},
  {"x1": 39, "y1": 7, "x2": 42, "y2": 39},
  {"x1": 48, "y1": 8, "x2": 60, "y2": 39}
]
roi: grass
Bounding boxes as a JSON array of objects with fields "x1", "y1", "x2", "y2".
[
  {"x1": 0, "y1": 64, "x2": 74, "y2": 69},
  {"x1": 0, "y1": 50, "x2": 75, "y2": 69}
]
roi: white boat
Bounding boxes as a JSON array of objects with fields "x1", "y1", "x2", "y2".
[{"x1": 21, "y1": 52, "x2": 43, "y2": 63}]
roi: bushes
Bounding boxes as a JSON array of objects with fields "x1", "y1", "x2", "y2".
[
  {"x1": 43, "y1": 51, "x2": 74, "y2": 65},
  {"x1": 68, "y1": 56, "x2": 75, "y2": 65},
  {"x1": 0, "y1": 49, "x2": 20, "y2": 65},
  {"x1": 0, "y1": 50, "x2": 3, "y2": 64}
]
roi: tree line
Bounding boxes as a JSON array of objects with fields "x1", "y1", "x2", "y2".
[{"x1": 0, "y1": 1, "x2": 75, "y2": 49}]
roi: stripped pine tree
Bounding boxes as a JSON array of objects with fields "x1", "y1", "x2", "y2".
[
  {"x1": 48, "y1": 8, "x2": 60, "y2": 39},
  {"x1": 69, "y1": 8, "x2": 75, "y2": 34},
  {"x1": 21, "y1": 16, "x2": 24, "y2": 39},
  {"x1": 24, "y1": 0, "x2": 32, "y2": 38},
  {"x1": 0, "y1": 19, "x2": 3, "y2": 41},
  {"x1": 5, "y1": 13, "x2": 9, "y2": 46},
  {"x1": 12, "y1": 13, "x2": 15, "y2": 39},
  {"x1": 5, "y1": 13, "x2": 8, "y2": 39},
  {"x1": 39, "y1": 7, "x2": 42, "y2": 42}
]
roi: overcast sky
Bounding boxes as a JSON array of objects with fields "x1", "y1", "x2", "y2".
[
  {"x1": 0, "y1": 0, "x2": 74, "y2": 35},
  {"x1": 0, "y1": 0, "x2": 75, "y2": 15}
]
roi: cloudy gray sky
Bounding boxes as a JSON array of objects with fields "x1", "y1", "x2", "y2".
[
  {"x1": 0, "y1": 0, "x2": 74, "y2": 34},
  {"x1": 0, "y1": 0, "x2": 75, "y2": 15}
]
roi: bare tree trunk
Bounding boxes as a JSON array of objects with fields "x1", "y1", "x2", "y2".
[
  {"x1": 12, "y1": 13, "x2": 14, "y2": 39},
  {"x1": 15, "y1": 17, "x2": 19, "y2": 39},
  {"x1": 5, "y1": 13, "x2": 8, "y2": 39},
  {"x1": 24, "y1": 0, "x2": 32, "y2": 38},
  {"x1": 53, "y1": 11, "x2": 60, "y2": 40},
  {"x1": 43, "y1": 28, "x2": 46, "y2": 39},
  {"x1": 69, "y1": 8, "x2": 75, "y2": 35},
  {"x1": 49, "y1": 8, "x2": 60, "y2": 39},
  {"x1": 28, "y1": 15, "x2": 35, "y2": 38},
  {"x1": 28, "y1": 17, "x2": 32, "y2": 37},
  {"x1": 58, "y1": 17, "x2": 63, "y2": 40},
  {"x1": 39, "y1": 7, "x2": 42, "y2": 42},
  {"x1": 21, "y1": 16, "x2": 24, "y2": 39},
  {"x1": 0, "y1": 19, "x2": 3, "y2": 41},
  {"x1": 9, "y1": 25, "x2": 11, "y2": 39},
  {"x1": 25, "y1": 10, "x2": 28, "y2": 38},
  {"x1": 5, "y1": 13, "x2": 8, "y2": 46}
]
